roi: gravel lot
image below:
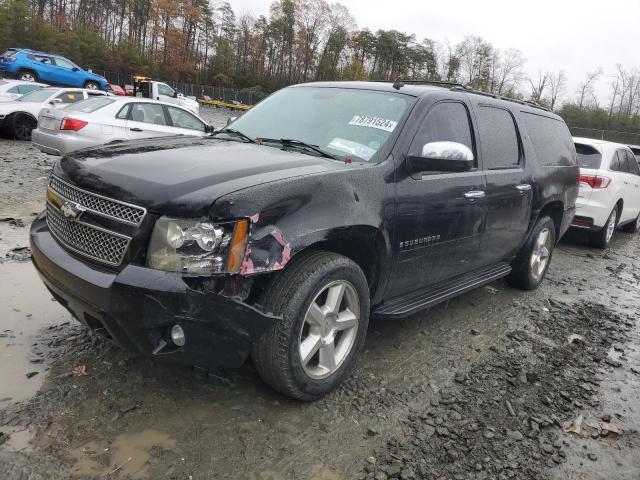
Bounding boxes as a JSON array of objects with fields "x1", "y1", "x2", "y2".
[{"x1": 0, "y1": 111, "x2": 639, "y2": 480}]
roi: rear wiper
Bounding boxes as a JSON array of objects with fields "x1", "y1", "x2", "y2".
[
  {"x1": 213, "y1": 128, "x2": 255, "y2": 143},
  {"x1": 258, "y1": 138, "x2": 337, "y2": 160}
]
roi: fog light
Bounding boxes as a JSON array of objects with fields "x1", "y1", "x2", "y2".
[{"x1": 170, "y1": 324, "x2": 186, "y2": 346}]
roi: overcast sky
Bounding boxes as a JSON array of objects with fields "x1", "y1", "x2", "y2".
[{"x1": 227, "y1": 0, "x2": 640, "y2": 104}]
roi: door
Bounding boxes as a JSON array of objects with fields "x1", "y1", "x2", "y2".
[
  {"x1": 28, "y1": 54, "x2": 56, "y2": 83},
  {"x1": 125, "y1": 103, "x2": 175, "y2": 140},
  {"x1": 474, "y1": 104, "x2": 532, "y2": 264},
  {"x1": 52, "y1": 57, "x2": 81, "y2": 87},
  {"x1": 156, "y1": 83, "x2": 178, "y2": 105},
  {"x1": 166, "y1": 106, "x2": 207, "y2": 136},
  {"x1": 624, "y1": 149, "x2": 640, "y2": 219},
  {"x1": 386, "y1": 100, "x2": 487, "y2": 298},
  {"x1": 615, "y1": 149, "x2": 640, "y2": 222}
]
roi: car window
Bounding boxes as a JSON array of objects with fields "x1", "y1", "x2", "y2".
[
  {"x1": 1, "y1": 49, "x2": 17, "y2": 57},
  {"x1": 614, "y1": 150, "x2": 630, "y2": 172},
  {"x1": 55, "y1": 91, "x2": 84, "y2": 104},
  {"x1": 17, "y1": 84, "x2": 43, "y2": 94},
  {"x1": 32, "y1": 55, "x2": 53, "y2": 65},
  {"x1": 54, "y1": 57, "x2": 76, "y2": 69},
  {"x1": 410, "y1": 101, "x2": 475, "y2": 164},
  {"x1": 167, "y1": 107, "x2": 205, "y2": 131},
  {"x1": 574, "y1": 143, "x2": 602, "y2": 169},
  {"x1": 17, "y1": 88, "x2": 58, "y2": 102},
  {"x1": 521, "y1": 112, "x2": 575, "y2": 166},
  {"x1": 625, "y1": 150, "x2": 640, "y2": 175},
  {"x1": 6, "y1": 85, "x2": 20, "y2": 94},
  {"x1": 477, "y1": 106, "x2": 520, "y2": 169},
  {"x1": 64, "y1": 97, "x2": 115, "y2": 113},
  {"x1": 116, "y1": 104, "x2": 131, "y2": 120},
  {"x1": 157, "y1": 83, "x2": 175, "y2": 97},
  {"x1": 129, "y1": 103, "x2": 168, "y2": 125}
]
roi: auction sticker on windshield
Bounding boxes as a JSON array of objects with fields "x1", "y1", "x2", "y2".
[{"x1": 348, "y1": 115, "x2": 397, "y2": 132}]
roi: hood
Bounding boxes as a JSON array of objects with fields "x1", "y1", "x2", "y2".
[
  {"x1": 0, "y1": 101, "x2": 45, "y2": 116},
  {"x1": 54, "y1": 136, "x2": 353, "y2": 217}
]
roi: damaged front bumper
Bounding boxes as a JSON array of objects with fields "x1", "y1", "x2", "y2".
[{"x1": 29, "y1": 214, "x2": 277, "y2": 368}]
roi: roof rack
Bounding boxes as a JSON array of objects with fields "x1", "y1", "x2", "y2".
[{"x1": 371, "y1": 79, "x2": 550, "y2": 112}]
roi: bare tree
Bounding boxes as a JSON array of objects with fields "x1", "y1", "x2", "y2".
[
  {"x1": 547, "y1": 70, "x2": 566, "y2": 110},
  {"x1": 529, "y1": 70, "x2": 550, "y2": 103},
  {"x1": 576, "y1": 68, "x2": 602, "y2": 110}
]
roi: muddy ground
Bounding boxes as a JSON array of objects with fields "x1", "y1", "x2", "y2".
[{"x1": 1, "y1": 109, "x2": 639, "y2": 479}]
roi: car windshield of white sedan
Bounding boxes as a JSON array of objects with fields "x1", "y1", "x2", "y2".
[
  {"x1": 17, "y1": 88, "x2": 58, "y2": 103},
  {"x1": 64, "y1": 97, "x2": 115, "y2": 113},
  {"x1": 227, "y1": 87, "x2": 413, "y2": 161}
]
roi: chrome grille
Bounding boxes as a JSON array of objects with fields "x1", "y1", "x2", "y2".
[
  {"x1": 49, "y1": 175, "x2": 146, "y2": 226},
  {"x1": 46, "y1": 202, "x2": 131, "y2": 266}
]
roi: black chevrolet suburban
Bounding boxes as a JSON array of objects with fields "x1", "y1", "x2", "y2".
[{"x1": 30, "y1": 81, "x2": 578, "y2": 399}]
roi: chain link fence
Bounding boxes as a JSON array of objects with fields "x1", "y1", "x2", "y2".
[
  {"x1": 97, "y1": 71, "x2": 268, "y2": 106},
  {"x1": 570, "y1": 127, "x2": 640, "y2": 146}
]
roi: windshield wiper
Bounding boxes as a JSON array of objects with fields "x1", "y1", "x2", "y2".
[
  {"x1": 258, "y1": 138, "x2": 337, "y2": 160},
  {"x1": 213, "y1": 128, "x2": 255, "y2": 143}
]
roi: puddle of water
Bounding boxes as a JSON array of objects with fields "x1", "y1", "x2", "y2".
[
  {"x1": 0, "y1": 262, "x2": 70, "y2": 404},
  {"x1": 69, "y1": 429, "x2": 177, "y2": 479}
]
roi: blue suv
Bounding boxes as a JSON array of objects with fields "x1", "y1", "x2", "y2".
[{"x1": 0, "y1": 48, "x2": 108, "y2": 91}]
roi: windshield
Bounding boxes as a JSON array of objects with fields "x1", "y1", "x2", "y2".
[
  {"x1": 228, "y1": 87, "x2": 413, "y2": 161},
  {"x1": 64, "y1": 97, "x2": 115, "y2": 113},
  {"x1": 575, "y1": 143, "x2": 602, "y2": 169},
  {"x1": 17, "y1": 88, "x2": 58, "y2": 103}
]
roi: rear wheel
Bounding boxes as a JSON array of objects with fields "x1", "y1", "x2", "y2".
[
  {"x1": 84, "y1": 81, "x2": 99, "y2": 90},
  {"x1": 507, "y1": 216, "x2": 556, "y2": 290},
  {"x1": 621, "y1": 212, "x2": 640, "y2": 233},
  {"x1": 17, "y1": 70, "x2": 37, "y2": 82},
  {"x1": 590, "y1": 207, "x2": 618, "y2": 249},
  {"x1": 11, "y1": 114, "x2": 36, "y2": 141},
  {"x1": 252, "y1": 251, "x2": 370, "y2": 400}
]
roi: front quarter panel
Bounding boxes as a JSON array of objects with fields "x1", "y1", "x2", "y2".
[{"x1": 210, "y1": 162, "x2": 394, "y2": 301}]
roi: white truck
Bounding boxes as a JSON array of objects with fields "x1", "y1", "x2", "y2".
[{"x1": 133, "y1": 76, "x2": 200, "y2": 115}]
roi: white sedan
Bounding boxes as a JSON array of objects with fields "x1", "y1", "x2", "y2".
[
  {"x1": 0, "y1": 79, "x2": 48, "y2": 102},
  {"x1": 32, "y1": 97, "x2": 213, "y2": 156},
  {"x1": 0, "y1": 87, "x2": 108, "y2": 140},
  {"x1": 572, "y1": 137, "x2": 640, "y2": 248}
]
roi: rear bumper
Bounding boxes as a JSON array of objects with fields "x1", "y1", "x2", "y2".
[
  {"x1": 575, "y1": 195, "x2": 611, "y2": 229},
  {"x1": 32, "y1": 128, "x2": 100, "y2": 156},
  {"x1": 30, "y1": 214, "x2": 276, "y2": 368}
]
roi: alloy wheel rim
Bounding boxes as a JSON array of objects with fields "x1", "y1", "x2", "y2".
[
  {"x1": 606, "y1": 210, "x2": 617, "y2": 243},
  {"x1": 86, "y1": 83, "x2": 98, "y2": 90},
  {"x1": 21, "y1": 74, "x2": 34, "y2": 82},
  {"x1": 530, "y1": 227, "x2": 551, "y2": 281},
  {"x1": 298, "y1": 280, "x2": 360, "y2": 379}
]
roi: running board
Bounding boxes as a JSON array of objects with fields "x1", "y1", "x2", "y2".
[{"x1": 374, "y1": 263, "x2": 511, "y2": 319}]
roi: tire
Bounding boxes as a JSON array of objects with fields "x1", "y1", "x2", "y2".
[
  {"x1": 17, "y1": 70, "x2": 37, "y2": 82},
  {"x1": 84, "y1": 81, "x2": 99, "y2": 90},
  {"x1": 590, "y1": 206, "x2": 618, "y2": 249},
  {"x1": 621, "y1": 212, "x2": 640, "y2": 233},
  {"x1": 252, "y1": 251, "x2": 370, "y2": 400},
  {"x1": 11, "y1": 114, "x2": 36, "y2": 141},
  {"x1": 507, "y1": 216, "x2": 556, "y2": 290}
]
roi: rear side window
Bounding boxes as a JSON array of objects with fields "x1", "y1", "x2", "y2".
[
  {"x1": 477, "y1": 106, "x2": 520, "y2": 169},
  {"x1": 613, "y1": 150, "x2": 630, "y2": 173},
  {"x1": 575, "y1": 143, "x2": 602, "y2": 169},
  {"x1": 521, "y1": 112, "x2": 575, "y2": 166},
  {"x1": 2, "y1": 49, "x2": 17, "y2": 57},
  {"x1": 410, "y1": 101, "x2": 475, "y2": 158},
  {"x1": 116, "y1": 104, "x2": 130, "y2": 119},
  {"x1": 18, "y1": 84, "x2": 42, "y2": 94},
  {"x1": 625, "y1": 150, "x2": 640, "y2": 175},
  {"x1": 64, "y1": 97, "x2": 114, "y2": 113}
]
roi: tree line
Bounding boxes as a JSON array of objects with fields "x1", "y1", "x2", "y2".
[{"x1": 1, "y1": 0, "x2": 639, "y2": 134}]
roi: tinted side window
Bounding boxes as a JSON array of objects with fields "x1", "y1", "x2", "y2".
[
  {"x1": 410, "y1": 102, "x2": 474, "y2": 160},
  {"x1": 575, "y1": 143, "x2": 602, "y2": 169},
  {"x1": 617, "y1": 150, "x2": 630, "y2": 172},
  {"x1": 477, "y1": 106, "x2": 520, "y2": 169},
  {"x1": 625, "y1": 150, "x2": 640, "y2": 175},
  {"x1": 521, "y1": 112, "x2": 575, "y2": 166}
]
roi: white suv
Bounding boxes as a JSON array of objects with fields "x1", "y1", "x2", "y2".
[{"x1": 572, "y1": 137, "x2": 640, "y2": 248}]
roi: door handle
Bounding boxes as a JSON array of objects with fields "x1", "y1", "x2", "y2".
[
  {"x1": 516, "y1": 183, "x2": 532, "y2": 193},
  {"x1": 464, "y1": 190, "x2": 486, "y2": 201},
  {"x1": 130, "y1": 128, "x2": 143, "y2": 132}
]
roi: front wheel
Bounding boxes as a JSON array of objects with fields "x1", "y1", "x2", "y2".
[
  {"x1": 590, "y1": 207, "x2": 618, "y2": 249},
  {"x1": 84, "y1": 81, "x2": 99, "y2": 90},
  {"x1": 252, "y1": 251, "x2": 370, "y2": 400},
  {"x1": 11, "y1": 114, "x2": 36, "y2": 141},
  {"x1": 507, "y1": 216, "x2": 556, "y2": 290}
]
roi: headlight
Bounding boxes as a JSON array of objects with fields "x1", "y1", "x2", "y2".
[{"x1": 147, "y1": 217, "x2": 248, "y2": 275}]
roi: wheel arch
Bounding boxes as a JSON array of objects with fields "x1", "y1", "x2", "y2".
[{"x1": 535, "y1": 200, "x2": 564, "y2": 241}]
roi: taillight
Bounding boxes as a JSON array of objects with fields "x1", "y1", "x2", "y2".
[
  {"x1": 579, "y1": 174, "x2": 611, "y2": 189},
  {"x1": 60, "y1": 117, "x2": 88, "y2": 131}
]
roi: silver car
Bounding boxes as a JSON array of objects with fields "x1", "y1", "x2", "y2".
[{"x1": 32, "y1": 97, "x2": 212, "y2": 155}]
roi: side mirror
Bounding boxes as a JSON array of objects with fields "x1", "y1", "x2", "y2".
[
  {"x1": 408, "y1": 141, "x2": 474, "y2": 173},
  {"x1": 226, "y1": 116, "x2": 238, "y2": 126},
  {"x1": 50, "y1": 98, "x2": 62, "y2": 105},
  {"x1": 205, "y1": 124, "x2": 215, "y2": 133},
  {"x1": 72, "y1": 67, "x2": 80, "y2": 72}
]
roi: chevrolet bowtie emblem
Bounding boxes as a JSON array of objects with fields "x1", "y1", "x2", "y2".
[{"x1": 60, "y1": 201, "x2": 86, "y2": 221}]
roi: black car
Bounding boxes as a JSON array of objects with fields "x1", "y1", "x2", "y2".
[{"x1": 30, "y1": 81, "x2": 578, "y2": 400}]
